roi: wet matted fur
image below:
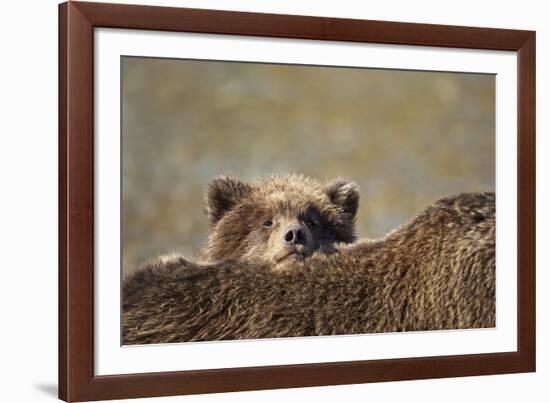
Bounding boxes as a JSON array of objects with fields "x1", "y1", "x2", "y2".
[{"x1": 123, "y1": 191, "x2": 495, "y2": 344}]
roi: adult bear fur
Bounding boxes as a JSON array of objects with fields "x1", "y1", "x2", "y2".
[{"x1": 123, "y1": 191, "x2": 495, "y2": 344}]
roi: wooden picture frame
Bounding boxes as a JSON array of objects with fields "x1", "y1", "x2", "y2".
[{"x1": 59, "y1": 1, "x2": 536, "y2": 401}]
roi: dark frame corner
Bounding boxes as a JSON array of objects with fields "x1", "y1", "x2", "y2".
[{"x1": 59, "y1": 1, "x2": 536, "y2": 401}]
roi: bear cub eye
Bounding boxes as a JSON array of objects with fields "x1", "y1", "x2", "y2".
[
  {"x1": 305, "y1": 219, "x2": 316, "y2": 228},
  {"x1": 263, "y1": 220, "x2": 273, "y2": 228}
]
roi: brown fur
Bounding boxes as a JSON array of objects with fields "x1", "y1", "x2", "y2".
[
  {"x1": 201, "y1": 174, "x2": 359, "y2": 270},
  {"x1": 123, "y1": 189, "x2": 495, "y2": 344}
]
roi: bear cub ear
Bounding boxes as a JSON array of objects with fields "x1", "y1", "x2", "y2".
[
  {"x1": 324, "y1": 179, "x2": 360, "y2": 219},
  {"x1": 205, "y1": 176, "x2": 253, "y2": 224}
]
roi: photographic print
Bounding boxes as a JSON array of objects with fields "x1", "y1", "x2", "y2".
[
  {"x1": 121, "y1": 56, "x2": 496, "y2": 345},
  {"x1": 59, "y1": 3, "x2": 535, "y2": 400}
]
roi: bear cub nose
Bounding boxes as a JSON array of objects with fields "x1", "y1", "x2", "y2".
[{"x1": 283, "y1": 224, "x2": 306, "y2": 246}]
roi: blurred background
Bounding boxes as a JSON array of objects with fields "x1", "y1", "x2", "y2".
[{"x1": 122, "y1": 56, "x2": 495, "y2": 276}]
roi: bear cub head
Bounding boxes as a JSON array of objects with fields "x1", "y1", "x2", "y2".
[{"x1": 201, "y1": 174, "x2": 359, "y2": 269}]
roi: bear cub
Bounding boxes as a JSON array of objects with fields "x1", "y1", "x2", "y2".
[{"x1": 199, "y1": 174, "x2": 359, "y2": 270}]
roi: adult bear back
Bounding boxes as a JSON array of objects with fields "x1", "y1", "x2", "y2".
[{"x1": 122, "y1": 192, "x2": 495, "y2": 345}]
